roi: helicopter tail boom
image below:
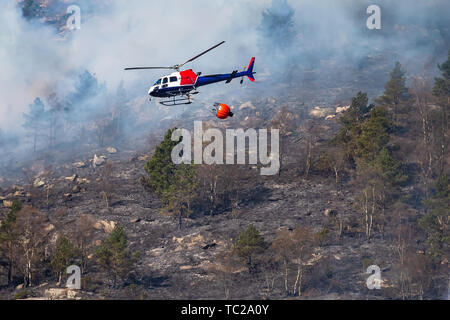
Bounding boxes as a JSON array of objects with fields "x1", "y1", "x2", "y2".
[{"x1": 246, "y1": 57, "x2": 255, "y2": 82}]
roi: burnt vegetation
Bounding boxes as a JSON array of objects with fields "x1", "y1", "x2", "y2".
[
  {"x1": 0, "y1": 1, "x2": 448, "y2": 300},
  {"x1": 1, "y1": 54, "x2": 448, "y2": 300}
]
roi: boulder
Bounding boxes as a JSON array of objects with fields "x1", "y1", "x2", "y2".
[
  {"x1": 66, "y1": 289, "x2": 79, "y2": 299},
  {"x1": 12, "y1": 185, "x2": 24, "y2": 191},
  {"x1": 309, "y1": 106, "x2": 334, "y2": 118},
  {"x1": 44, "y1": 224, "x2": 55, "y2": 233},
  {"x1": 137, "y1": 155, "x2": 150, "y2": 161},
  {"x1": 94, "y1": 220, "x2": 116, "y2": 233},
  {"x1": 65, "y1": 174, "x2": 78, "y2": 182},
  {"x1": 239, "y1": 101, "x2": 256, "y2": 110},
  {"x1": 14, "y1": 190, "x2": 25, "y2": 197},
  {"x1": 44, "y1": 288, "x2": 79, "y2": 300},
  {"x1": 106, "y1": 147, "x2": 117, "y2": 154},
  {"x1": 73, "y1": 161, "x2": 87, "y2": 168},
  {"x1": 93, "y1": 154, "x2": 106, "y2": 167},
  {"x1": 336, "y1": 105, "x2": 350, "y2": 113},
  {"x1": 44, "y1": 288, "x2": 67, "y2": 299},
  {"x1": 3, "y1": 200, "x2": 13, "y2": 208},
  {"x1": 76, "y1": 177, "x2": 90, "y2": 184},
  {"x1": 33, "y1": 178, "x2": 45, "y2": 188}
]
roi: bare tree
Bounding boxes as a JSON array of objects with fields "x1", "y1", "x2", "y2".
[
  {"x1": 100, "y1": 161, "x2": 114, "y2": 209},
  {"x1": 272, "y1": 226, "x2": 314, "y2": 296},
  {"x1": 71, "y1": 214, "x2": 96, "y2": 274},
  {"x1": 270, "y1": 107, "x2": 299, "y2": 176},
  {"x1": 290, "y1": 227, "x2": 314, "y2": 296},
  {"x1": 411, "y1": 78, "x2": 434, "y2": 197},
  {"x1": 299, "y1": 120, "x2": 322, "y2": 179},
  {"x1": 12, "y1": 206, "x2": 47, "y2": 287},
  {"x1": 212, "y1": 241, "x2": 241, "y2": 299}
]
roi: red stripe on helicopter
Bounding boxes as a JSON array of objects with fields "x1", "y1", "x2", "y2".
[{"x1": 180, "y1": 69, "x2": 198, "y2": 85}]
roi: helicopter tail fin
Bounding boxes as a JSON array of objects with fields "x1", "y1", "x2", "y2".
[{"x1": 246, "y1": 57, "x2": 255, "y2": 82}]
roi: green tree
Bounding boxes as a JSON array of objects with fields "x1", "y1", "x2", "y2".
[
  {"x1": 347, "y1": 91, "x2": 372, "y2": 124},
  {"x1": 162, "y1": 164, "x2": 197, "y2": 230},
  {"x1": 333, "y1": 92, "x2": 373, "y2": 161},
  {"x1": 144, "y1": 128, "x2": 181, "y2": 197},
  {"x1": 23, "y1": 98, "x2": 47, "y2": 152},
  {"x1": 376, "y1": 62, "x2": 411, "y2": 125},
  {"x1": 335, "y1": 92, "x2": 408, "y2": 240},
  {"x1": 419, "y1": 174, "x2": 450, "y2": 262},
  {"x1": 354, "y1": 107, "x2": 391, "y2": 162},
  {"x1": 22, "y1": 0, "x2": 40, "y2": 20},
  {"x1": 432, "y1": 52, "x2": 450, "y2": 173},
  {"x1": 373, "y1": 148, "x2": 408, "y2": 186},
  {"x1": 50, "y1": 236, "x2": 77, "y2": 284},
  {"x1": 235, "y1": 224, "x2": 265, "y2": 274},
  {"x1": 144, "y1": 129, "x2": 198, "y2": 229},
  {"x1": 95, "y1": 226, "x2": 139, "y2": 287},
  {"x1": 0, "y1": 199, "x2": 22, "y2": 285}
]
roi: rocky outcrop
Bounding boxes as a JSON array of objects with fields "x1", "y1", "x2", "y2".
[
  {"x1": 309, "y1": 106, "x2": 335, "y2": 118},
  {"x1": 106, "y1": 147, "x2": 117, "y2": 154},
  {"x1": 93, "y1": 154, "x2": 106, "y2": 167},
  {"x1": 33, "y1": 178, "x2": 45, "y2": 188},
  {"x1": 94, "y1": 220, "x2": 116, "y2": 233},
  {"x1": 44, "y1": 288, "x2": 80, "y2": 300}
]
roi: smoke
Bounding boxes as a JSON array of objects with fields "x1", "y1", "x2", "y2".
[
  {"x1": 0, "y1": 0, "x2": 449, "y2": 171},
  {"x1": 1, "y1": 0, "x2": 266, "y2": 134}
]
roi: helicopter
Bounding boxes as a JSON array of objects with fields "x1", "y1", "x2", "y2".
[{"x1": 124, "y1": 41, "x2": 255, "y2": 106}]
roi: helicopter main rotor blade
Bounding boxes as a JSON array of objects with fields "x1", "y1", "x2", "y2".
[
  {"x1": 177, "y1": 40, "x2": 225, "y2": 69},
  {"x1": 124, "y1": 67, "x2": 174, "y2": 71}
]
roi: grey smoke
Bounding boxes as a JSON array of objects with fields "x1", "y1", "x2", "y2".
[{"x1": 0, "y1": 0, "x2": 449, "y2": 165}]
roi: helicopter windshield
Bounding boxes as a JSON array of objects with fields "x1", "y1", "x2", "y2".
[{"x1": 153, "y1": 78, "x2": 162, "y2": 86}]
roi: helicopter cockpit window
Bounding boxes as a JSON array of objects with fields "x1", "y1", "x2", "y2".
[
  {"x1": 163, "y1": 77, "x2": 168, "y2": 84},
  {"x1": 170, "y1": 76, "x2": 178, "y2": 82},
  {"x1": 154, "y1": 79, "x2": 162, "y2": 86}
]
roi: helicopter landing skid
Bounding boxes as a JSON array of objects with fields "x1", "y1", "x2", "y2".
[{"x1": 159, "y1": 95, "x2": 192, "y2": 106}]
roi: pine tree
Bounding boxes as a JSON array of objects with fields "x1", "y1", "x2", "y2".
[
  {"x1": 162, "y1": 163, "x2": 197, "y2": 230},
  {"x1": 0, "y1": 199, "x2": 22, "y2": 285},
  {"x1": 348, "y1": 91, "x2": 371, "y2": 124},
  {"x1": 334, "y1": 92, "x2": 373, "y2": 160},
  {"x1": 354, "y1": 107, "x2": 391, "y2": 162},
  {"x1": 419, "y1": 174, "x2": 450, "y2": 263},
  {"x1": 375, "y1": 62, "x2": 411, "y2": 126},
  {"x1": 144, "y1": 128, "x2": 181, "y2": 197},
  {"x1": 235, "y1": 224, "x2": 265, "y2": 274},
  {"x1": 22, "y1": 0, "x2": 40, "y2": 20},
  {"x1": 95, "y1": 226, "x2": 139, "y2": 287},
  {"x1": 65, "y1": 70, "x2": 107, "y2": 125},
  {"x1": 23, "y1": 98, "x2": 47, "y2": 152},
  {"x1": 432, "y1": 52, "x2": 450, "y2": 173},
  {"x1": 50, "y1": 236, "x2": 77, "y2": 284},
  {"x1": 144, "y1": 128, "x2": 198, "y2": 229},
  {"x1": 114, "y1": 81, "x2": 129, "y2": 137},
  {"x1": 259, "y1": 0, "x2": 296, "y2": 52}
]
